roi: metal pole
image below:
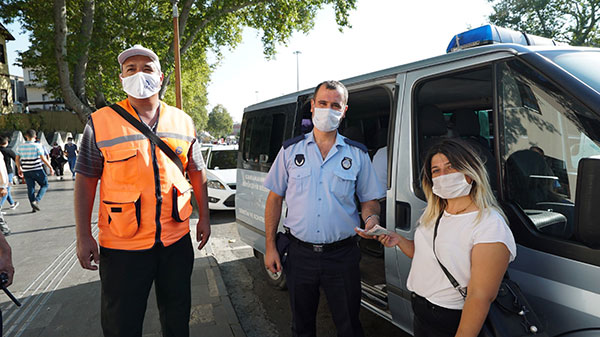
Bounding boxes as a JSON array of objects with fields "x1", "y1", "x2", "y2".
[
  {"x1": 173, "y1": 3, "x2": 182, "y2": 109},
  {"x1": 293, "y1": 51, "x2": 301, "y2": 91}
]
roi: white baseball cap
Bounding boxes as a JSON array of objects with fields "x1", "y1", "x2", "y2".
[{"x1": 117, "y1": 44, "x2": 161, "y2": 71}]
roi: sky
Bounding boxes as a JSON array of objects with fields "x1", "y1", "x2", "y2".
[{"x1": 5, "y1": 0, "x2": 494, "y2": 123}]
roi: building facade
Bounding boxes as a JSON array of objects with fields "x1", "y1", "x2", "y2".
[
  {"x1": 23, "y1": 67, "x2": 65, "y2": 111},
  {"x1": 0, "y1": 23, "x2": 15, "y2": 115}
]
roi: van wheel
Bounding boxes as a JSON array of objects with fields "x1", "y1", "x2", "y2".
[{"x1": 258, "y1": 252, "x2": 287, "y2": 290}]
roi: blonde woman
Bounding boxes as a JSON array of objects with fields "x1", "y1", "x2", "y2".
[{"x1": 357, "y1": 139, "x2": 516, "y2": 337}]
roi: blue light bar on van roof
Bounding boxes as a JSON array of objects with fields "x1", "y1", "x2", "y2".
[{"x1": 446, "y1": 25, "x2": 560, "y2": 53}]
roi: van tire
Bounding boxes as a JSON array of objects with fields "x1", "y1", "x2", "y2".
[{"x1": 258, "y1": 252, "x2": 287, "y2": 290}]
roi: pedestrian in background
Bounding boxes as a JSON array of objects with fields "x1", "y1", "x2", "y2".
[
  {"x1": 0, "y1": 151, "x2": 11, "y2": 235},
  {"x1": 0, "y1": 137, "x2": 19, "y2": 212},
  {"x1": 263, "y1": 80, "x2": 384, "y2": 337},
  {"x1": 75, "y1": 45, "x2": 210, "y2": 337},
  {"x1": 0, "y1": 149, "x2": 14, "y2": 331},
  {"x1": 50, "y1": 142, "x2": 66, "y2": 179},
  {"x1": 64, "y1": 137, "x2": 78, "y2": 180},
  {"x1": 16, "y1": 129, "x2": 54, "y2": 212}
]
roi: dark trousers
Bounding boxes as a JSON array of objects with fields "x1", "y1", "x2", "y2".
[
  {"x1": 51, "y1": 158, "x2": 65, "y2": 176},
  {"x1": 23, "y1": 169, "x2": 48, "y2": 203},
  {"x1": 285, "y1": 239, "x2": 364, "y2": 337},
  {"x1": 411, "y1": 292, "x2": 463, "y2": 337},
  {"x1": 99, "y1": 234, "x2": 194, "y2": 337}
]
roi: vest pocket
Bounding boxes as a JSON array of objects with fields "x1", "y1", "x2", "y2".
[
  {"x1": 105, "y1": 148, "x2": 139, "y2": 185},
  {"x1": 172, "y1": 179, "x2": 193, "y2": 222},
  {"x1": 102, "y1": 191, "x2": 141, "y2": 238}
]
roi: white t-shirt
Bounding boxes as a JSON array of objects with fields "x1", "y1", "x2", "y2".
[{"x1": 406, "y1": 209, "x2": 516, "y2": 310}]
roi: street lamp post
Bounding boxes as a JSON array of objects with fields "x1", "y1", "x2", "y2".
[{"x1": 293, "y1": 50, "x2": 301, "y2": 92}]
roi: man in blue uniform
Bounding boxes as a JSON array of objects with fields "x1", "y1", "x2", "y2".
[{"x1": 264, "y1": 80, "x2": 385, "y2": 337}]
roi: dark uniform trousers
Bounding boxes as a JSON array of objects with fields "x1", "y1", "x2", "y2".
[
  {"x1": 285, "y1": 238, "x2": 364, "y2": 337},
  {"x1": 99, "y1": 233, "x2": 194, "y2": 337}
]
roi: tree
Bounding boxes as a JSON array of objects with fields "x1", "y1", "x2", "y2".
[
  {"x1": 206, "y1": 104, "x2": 233, "y2": 138},
  {"x1": 0, "y1": 0, "x2": 357, "y2": 124},
  {"x1": 163, "y1": 53, "x2": 210, "y2": 131},
  {"x1": 488, "y1": 0, "x2": 600, "y2": 47}
]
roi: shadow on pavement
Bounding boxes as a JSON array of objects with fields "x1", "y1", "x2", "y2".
[
  {"x1": 0, "y1": 257, "x2": 243, "y2": 337},
  {"x1": 8, "y1": 224, "x2": 76, "y2": 236}
]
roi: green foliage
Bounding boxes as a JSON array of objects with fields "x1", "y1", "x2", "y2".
[
  {"x1": 206, "y1": 104, "x2": 233, "y2": 138},
  {"x1": 0, "y1": 0, "x2": 357, "y2": 117},
  {"x1": 488, "y1": 0, "x2": 600, "y2": 46},
  {"x1": 0, "y1": 111, "x2": 84, "y2": 134},
  {"x1": 163, "y1": 49, "x2": 210, "y2": 131}
]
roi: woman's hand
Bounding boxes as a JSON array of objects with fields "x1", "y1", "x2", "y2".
[{"x1": 378, "y1": 233, "x2": 401, "y2": 247}]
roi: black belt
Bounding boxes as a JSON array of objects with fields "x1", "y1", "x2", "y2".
[{"x1": 289, "y1": 234, "x2": 358, "y2": 253}]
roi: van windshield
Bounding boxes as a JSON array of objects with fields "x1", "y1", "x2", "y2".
[
  {"x1": 208, "y1": 150, "x2": 237, "y2": 169},
  {"x1": 541, "y1": 51, "x2": 600, "y2": 93}
]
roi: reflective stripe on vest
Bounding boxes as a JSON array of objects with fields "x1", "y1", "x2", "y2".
[{"x1": 91, "y1": 99, "x2": 196, "y2": 250}]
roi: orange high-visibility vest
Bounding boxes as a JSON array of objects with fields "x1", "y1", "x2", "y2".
[{"x1": 91, "y1": 99, "x2": 196, "y2": 250}]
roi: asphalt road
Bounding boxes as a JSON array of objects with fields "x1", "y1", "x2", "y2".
[{"x1": 207, "y1": 210, "x2": 411, "y2": 337}]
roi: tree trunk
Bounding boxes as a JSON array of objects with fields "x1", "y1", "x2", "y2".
[
  {"x1": 53, "y1": 0, "x2": 93, "y2": 124},
  {"x1": 95, "y1": 69, "x2": 108, "y2": 109},
  {"x1": 73, "y1": 0, "x2": 95, "y2": 105}
]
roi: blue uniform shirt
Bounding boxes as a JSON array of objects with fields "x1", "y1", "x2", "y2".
[{"x1": 264, "y1": 131, "x2": 385, "y2": 244}]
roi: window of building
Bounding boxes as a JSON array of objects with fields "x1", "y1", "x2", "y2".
[
  {"x1": 1, "y1": 90, "x2": 8, "y2": 106},
  {"x1": 0, "y1": 45, "x2": 5, "y2": 64}
]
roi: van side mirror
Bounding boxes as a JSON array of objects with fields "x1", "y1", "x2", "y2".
[{"x1": 574, "y1": 157, "x2": 600, "y2": 248}]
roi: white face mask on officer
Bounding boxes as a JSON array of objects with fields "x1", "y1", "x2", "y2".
[
  {"x1": 120, "y1": 72, "x2": 161, "y2": 99},
  {"x1": 431, "y1": 172, "x2": 472, "y2": 199},
  {"x1": 312, "y1": 108, "x2": 344, "y2": 132}
]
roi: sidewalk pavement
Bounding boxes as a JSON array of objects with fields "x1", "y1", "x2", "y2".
[{"x1": 0, "y1": 174, "x2": 245, "y2": 337}]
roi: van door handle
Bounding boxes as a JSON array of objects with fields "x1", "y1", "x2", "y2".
[{"x1": 395, "y1": 201, "x2": 411, "y2": 230}]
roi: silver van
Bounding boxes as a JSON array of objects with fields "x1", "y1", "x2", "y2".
[{"x1": 235, "y1": 25, "x2": 600, "y2": 335}]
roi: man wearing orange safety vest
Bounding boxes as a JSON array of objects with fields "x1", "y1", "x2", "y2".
[{"x1": 74, "y1": 45, "x2": 210, "y2": 337}]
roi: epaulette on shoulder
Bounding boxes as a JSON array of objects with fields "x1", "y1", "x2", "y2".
[
  {"x1": 283, "y1": 134, "x2": 306, "y2": 149},
  {"x1": 343, "y1": 138, "x2": 368, "y2": 153}
]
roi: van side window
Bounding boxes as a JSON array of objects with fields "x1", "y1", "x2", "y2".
[
  {"x1": 498, "y1": 59, "x2": 600, "y2": 242},
  {"x1": 413, "y1": 66, "x2": 496, "y2": 198},
  {"x1": 241, "y1": 113, "x2": 286, "y2": 165}
]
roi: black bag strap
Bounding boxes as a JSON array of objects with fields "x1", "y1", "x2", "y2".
[
  {"x1": 433, "y1": 212, "x2": 468, "y2": 299},
  {"x1": 110, "y1": 103, "x2": 184, "y2": 174}
]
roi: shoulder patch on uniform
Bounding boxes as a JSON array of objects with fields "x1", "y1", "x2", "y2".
[
  {"x1": 283, "y1": 134, "x2": 306, "y2": 149},
  {"x1": 343, "y1": 138, "x2": 368, "y2": 153}
]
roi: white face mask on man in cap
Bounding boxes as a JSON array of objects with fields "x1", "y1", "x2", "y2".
[
  {"x1": 118, "y1": 44, "x2": 163, "y2": 99},
  {"x1": 120, "y1": 72, "x2": 161, "y2": 99}
]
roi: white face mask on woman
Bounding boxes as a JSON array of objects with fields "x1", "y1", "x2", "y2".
[
  {"x1": 120, "y1": 72, "x2": 161, "y2": 99},
  {"x1": 432, "y1": 172, "x2": 472, "y2": 199},
  {"x1": 312, "y1": 107, "x2": 344, "y2": 132}
]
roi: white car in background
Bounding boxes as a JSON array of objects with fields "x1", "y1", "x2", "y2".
[{"x1": 201, "y1": 144, "x2": 238, "y2": 210}]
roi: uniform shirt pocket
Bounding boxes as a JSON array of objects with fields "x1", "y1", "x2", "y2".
[
  {"x1": 288, "y1": 167, "x2": 311, "y2": 194},
  {"x1": 331, "y1": 169, "x2": 357, "y2": 201}
]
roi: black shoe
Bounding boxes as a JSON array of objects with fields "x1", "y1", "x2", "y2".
[{"x1": 31, "y1": 201, "x2": 41, "y2": 211}]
